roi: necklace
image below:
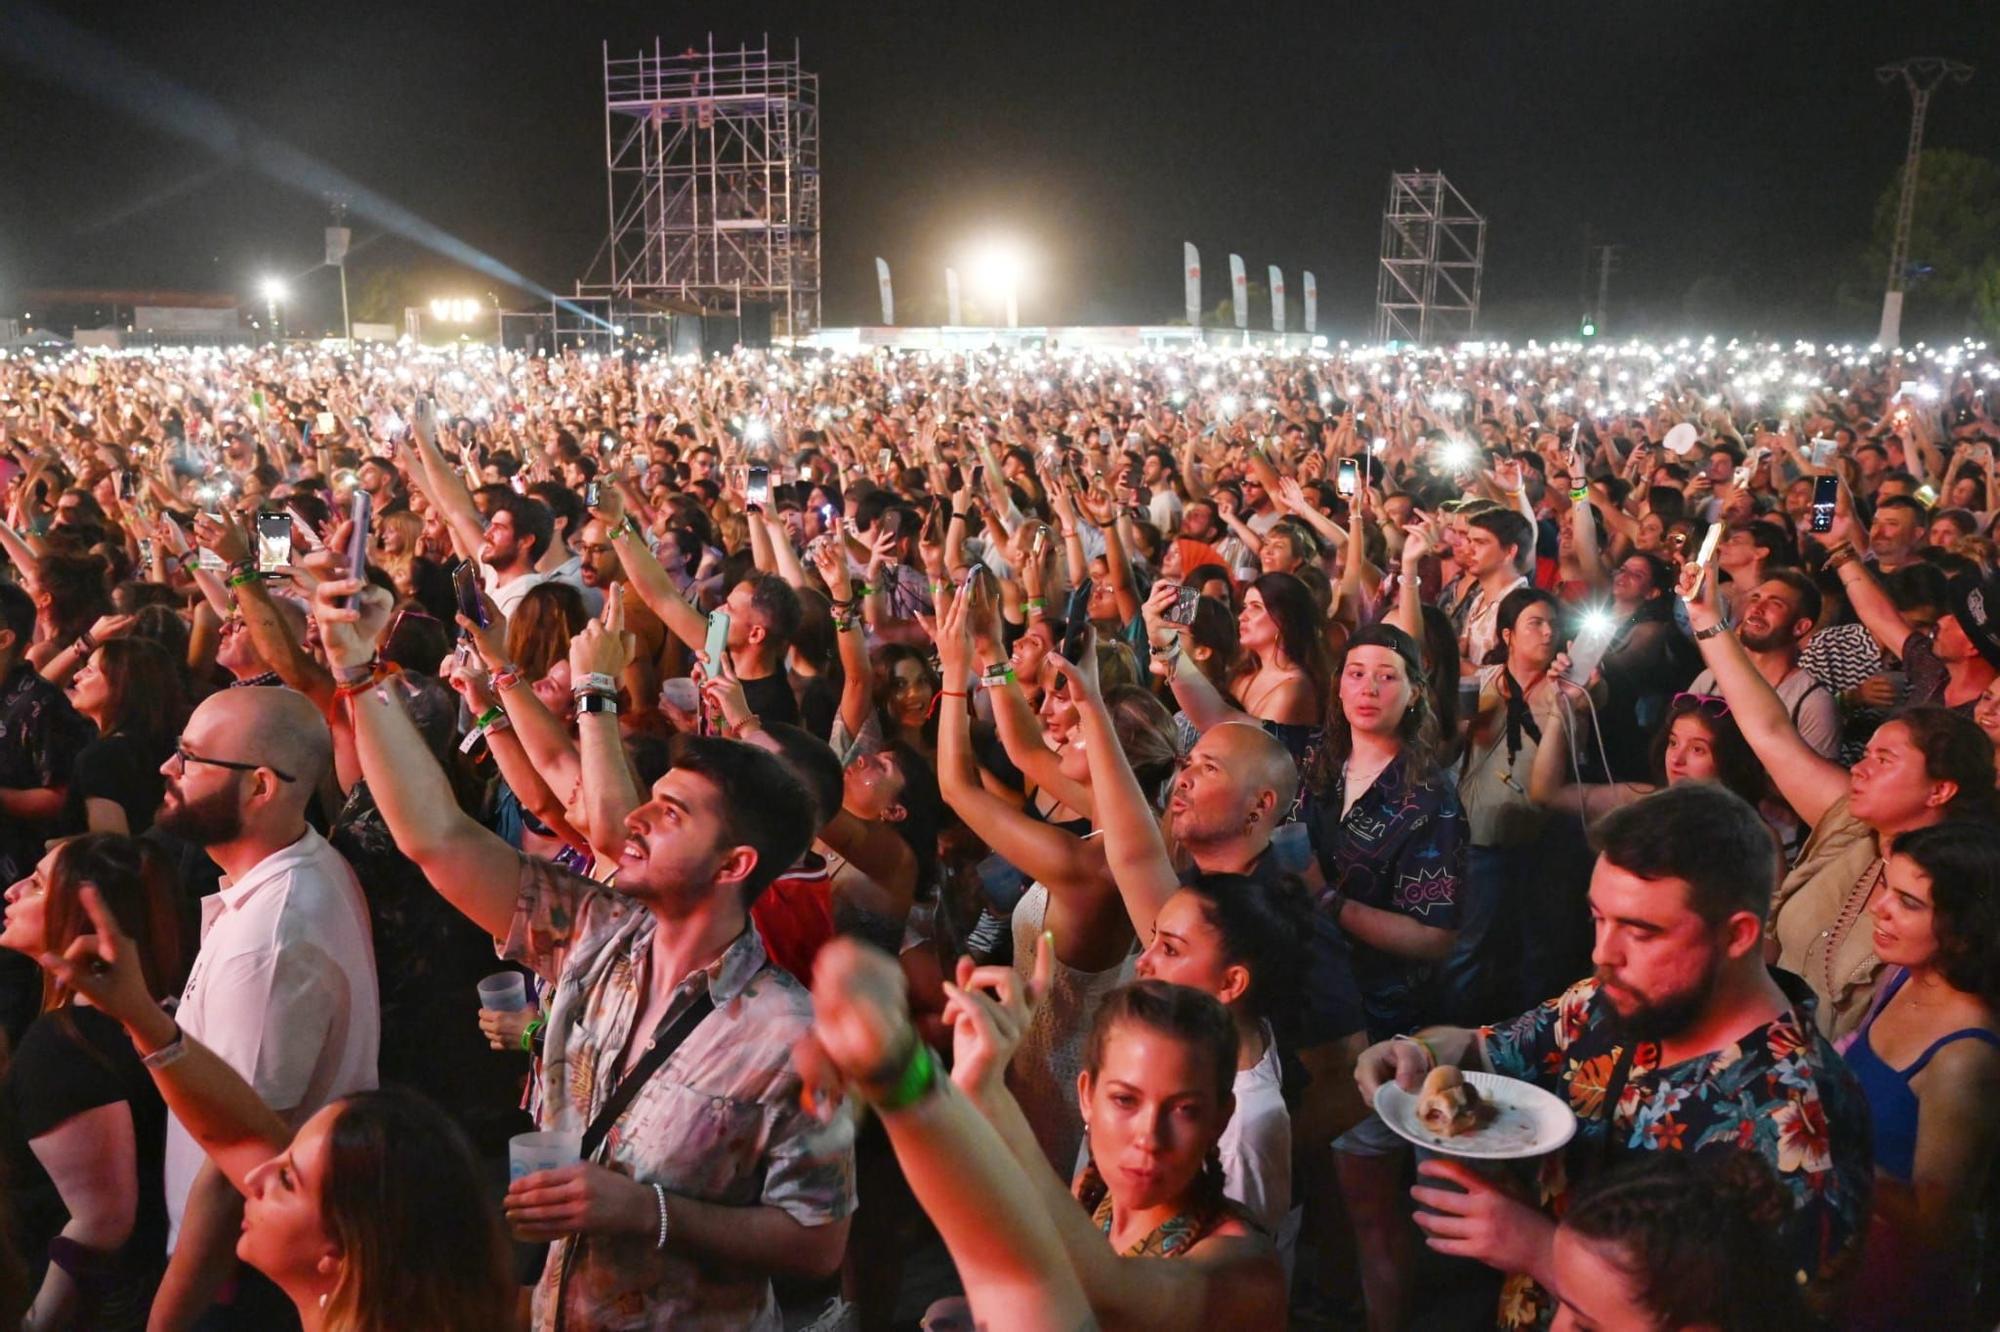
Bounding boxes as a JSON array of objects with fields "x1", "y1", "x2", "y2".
[{"x1": 1814, "y1": 857, "x2": 1882, "y2": 1001}]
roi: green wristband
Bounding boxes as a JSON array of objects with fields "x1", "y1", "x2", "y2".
[
  {"x1": 866, "y1": 1040, "x2": 940, "y2": 1112},
  {"x1": 473, "y1": 704, "x2": 505, "y2": 730},
  {"x1": 519, "y1": 1012, "x2": 546, "y2": 1054}
]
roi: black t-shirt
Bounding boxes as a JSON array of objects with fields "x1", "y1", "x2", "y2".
[
  {"x1": 63, "y1": 730, "x2": 170, "y2": 837},
  {"x1": 3, "y1": 1006, "x2": 170, "y2": 1291},
  {"x1": 740, "y1": 669, "x2": 802, "y2": 729},
  {"x1": 796, "y1": 672, "x2": 840, "y2": 742}
]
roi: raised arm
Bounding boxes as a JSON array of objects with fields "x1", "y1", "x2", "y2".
[
  {"x1": 595, "y1": 482, "x2": 707, "y2": 650},
  {"x1": 41, "y1": 887, "x2": 291, "y2": 1199},
  {"x1": 1678, "y1": 563, "x2": 1848, "y2": 827},
  {"x1": 314, "y1": 577, "x2": 525, "y2": 940},
  {"x1": 803, "y1": 941, "x2": 1093, "y2": 1332},
  {"x1": 1046, "y1": 645, "x2": 1181, "y2": 937}
]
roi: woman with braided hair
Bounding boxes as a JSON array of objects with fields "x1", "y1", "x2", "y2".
[{"x1": 1550, "y1": 1151, "x2": 1810, "y2": 1331}]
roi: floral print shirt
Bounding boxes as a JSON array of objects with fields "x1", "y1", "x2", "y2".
[
  {"x1": 1480, "y1": 971, "x2": 1872, "y2": 1330},
  {"x1": 502, "y1": 854, "x2": 857, "y2": 1332}
]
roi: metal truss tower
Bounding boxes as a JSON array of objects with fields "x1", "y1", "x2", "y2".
[
  {"x1": 1875, "y1": 57, "x2": 1972, "y2": 348},
  {"x1": 1373, "y1": 171, "x2": 1486, "y2": 345},
  {"x1": 578, "y1": 36, "x2": 821, "y2": 337}
]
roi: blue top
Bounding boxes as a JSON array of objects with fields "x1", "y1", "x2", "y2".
[{"x1": 1843, "y1": 967, "x2": 2000, "y2": 1181}]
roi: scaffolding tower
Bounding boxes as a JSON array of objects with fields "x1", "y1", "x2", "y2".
[
  {"x1": 1373, "y1": 172, "x2": 1485, "y2": 345},
  {"x1": 575, "y1": 36, "x2": 821, "y2": 338}
]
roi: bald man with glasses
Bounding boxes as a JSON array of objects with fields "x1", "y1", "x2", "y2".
[{"x1": 149, "y1": 685, "x2": 379, "y2": 1331}]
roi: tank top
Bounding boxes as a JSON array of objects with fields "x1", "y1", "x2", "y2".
[{"x1": 1841, "y1": 967, "x2": 2000, "y2": 1181}]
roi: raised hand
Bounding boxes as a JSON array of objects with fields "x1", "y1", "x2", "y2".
[{"x1": 942, "y1": 930, "x2": 1050, "y2": 1104}]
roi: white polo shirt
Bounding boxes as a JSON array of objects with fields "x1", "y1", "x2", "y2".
[{"x1": 165, "y1": 828, "x2": 380, "y2": 1246}]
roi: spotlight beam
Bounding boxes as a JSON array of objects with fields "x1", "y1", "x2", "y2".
[{"x1": 0, "y1": 2, "x2": 613, "y2": 329}]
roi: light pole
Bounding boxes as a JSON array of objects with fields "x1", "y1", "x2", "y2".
[
  {"x1": 260, "y1": 277, "x2": 288, "y2": 341},
  {"x1": 1876, "y1": 57, "x2": 1973, "y2": 348}
]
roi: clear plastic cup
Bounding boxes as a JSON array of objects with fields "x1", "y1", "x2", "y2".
[
  {"x1": 1269, "y1": 821, "x2": 1314, "y2": 876},
  {"x1": 508, "y1": 1130, "x2": 582, "y2": 1182},
  {"x1": 477, "y1": 971, "x2": 528, "y2": 1013}
]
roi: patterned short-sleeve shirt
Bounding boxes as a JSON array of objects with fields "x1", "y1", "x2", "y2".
[
  {"x1": 1479, "y1": 972, "x2": 1872, "y2": 1330},
  {"x1": 502, "y1": 854, "x2": 856, "y2": 1332},
  {"x1": 1308, "y1": 754, "x2": 1468, "y2": 1038}
]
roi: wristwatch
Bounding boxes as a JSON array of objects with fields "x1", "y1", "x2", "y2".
[{"x1": 1692, "y1": 622, "x2": 1727, "y2": 641}]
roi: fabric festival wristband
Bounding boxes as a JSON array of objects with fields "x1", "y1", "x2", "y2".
[
  {"x1": 473, "y1": 705, "x2": 505, "y2": 730},
  {"x1": 519, "y1": 1012, "x2": 546, "y2": 1054},
  {"x1": 225, "y1": 570, "x2": 262, "y2": 589},
  {"x1": 1023, "y1": 598, "x2": 1046, "y2": 612},
  {"x1": 574, "y1": 672, "x2": 617, "y2": 696},
  {"x1": 332, "y1": 659, "x2": 379, "y2": 687}
]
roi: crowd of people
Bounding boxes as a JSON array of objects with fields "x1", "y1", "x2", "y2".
[{"x1": 0, "y1": 330, "x2": 1995, "y2": 1330}]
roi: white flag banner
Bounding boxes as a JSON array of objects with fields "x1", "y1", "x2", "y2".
[
  {"x1": 875, "y1": 258, "x2": 894, "y2": 325},
  {"x1": 1268, "y1": 265, "x2": 1287, "y2": 333},
  {"x1": 1229, "y1": 254, "x2": 1248, "y2": 330},
  {"x1": 1183, "y1": 243, "x2": 1202, "y2": 328},
  {"x1": 945, "y1": 268, "x2": 962, "y2": 325},
  {"x1": 1303, "y1": 272, "x2": 1318, "y2": 333}
]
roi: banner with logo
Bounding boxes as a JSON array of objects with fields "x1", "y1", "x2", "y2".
[
  {"x1": 875, "y1": 258, "x2": 894, "y2": 325},
  {"x1": 1303, "y1": 272, "x2": 1318, "y2": 332},
  {"x1": 1183, "y1": 243, "x2": 1201, "y2": 327},
  {"x1": 945, "y1": 268, "x2": 962, "y2": 325},
  {"x1": 1268, "y1": 266, "x2": 1286, "y2": 333},
  {"x1": 1229, "y1": 254, "x2": 1247, "y2": 330}
]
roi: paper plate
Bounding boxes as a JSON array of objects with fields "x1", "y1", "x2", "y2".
[
  {"x1": 1374, "y1": 1071, "x2": 1577, "y2": 1160},
  {"x1": 1662, "y1": 421, "x2": 1700, "y2": 456}
]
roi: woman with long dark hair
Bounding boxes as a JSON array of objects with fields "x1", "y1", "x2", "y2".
[
  {"x1": 30, "y1": 885, "x2": 515, "y2": 1332},
  {"x1": 1593, "y1": 550, "x2": 1700, "y2": 779},
  {"x1": 62, "y1": 636, "x2": 188, "y2": 836},
  {"x1": 1, "y1": 836, "x2": 183, "y2": 1330},
  {"x1": 1837, "y1": 822, "x2": 2000, "y2": 1328}
]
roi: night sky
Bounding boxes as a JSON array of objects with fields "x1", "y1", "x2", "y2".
[{"x1": 1, "y1": 0, "x2": 1995, "y2": 339}]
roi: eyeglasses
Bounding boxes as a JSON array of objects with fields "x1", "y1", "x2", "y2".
[
  {"x1": 1670, "y1": 692, "x2": 1730, "y2": 719},
  {"x1": 172, "y1": 742, "x2": 297, "y2": 784}
]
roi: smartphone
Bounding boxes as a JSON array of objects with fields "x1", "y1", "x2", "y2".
[
  {"x1": 877, "y1": 447, "x2": 893, "y2": 470},
  {"x1": 1811, "y1": 475, "x2": 1838, "y2": 533},
  {"x1": 315, "y1": 411, "x2": 337, "y2": 435},
  {"x1": 255, "y1": 509, "x2": 292, "y2": 574},
  {"x1": 880, "y1": 509, "x2": 902, "y2": 539},
  {"x1": 704, "y1": 610, "x2": 732, "y2": 673},
  {"x1": 1164, "y1": 584, "x2": 1202, "y2": 627},
  {"x1": 747, "y1": 466, "x2": 770, "y2": 506},
  {"x1": 818, "y1": 502, "x2": 835, "y2": 525},
  {"x1": 452, "y1": 562, "x2": 489, "y2": 628},
  {"x1": 1060, "y1": 584, "x2": 1090, "y2": 665},
  {"x1": 1336, "y1": 458, "x2": 1358, "y2": 498},
  {"x1": 583, "y1": 480, "x2": 600, "y2": 509},
  {"x1": 1809, "y1": 437, "x2": 1839, "y2": 469},
  {"x1": 1682, "y1": 521, "x2": 1726, "y2": 601},
  {"x1": 340, "y1": 491, "x2": 372, "y2": 606},
  {"x1": 1566, "y1": 613, "x2": 1618, "y2": 684}
]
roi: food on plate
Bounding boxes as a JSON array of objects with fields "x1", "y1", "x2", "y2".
[{"x1": 1416, "y1": 1064, "x2": 1495, "y2": 1137}]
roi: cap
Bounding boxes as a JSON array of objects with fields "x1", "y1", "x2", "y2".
[{"x1": 1946, "y1": 572, "x2": 2000, "y2": 670}]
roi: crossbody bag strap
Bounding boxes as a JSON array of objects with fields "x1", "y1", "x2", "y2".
[
  {"x1": 552, "y1": 988, "x2": 718, "y2": 1332},
  {"x1": 581, "y1": 990, "x2": 717, "y2": 1162}
]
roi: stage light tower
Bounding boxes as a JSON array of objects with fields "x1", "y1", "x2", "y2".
[{"x1": 1876, "y1": 57, "x2": 1973, "y2": 348}]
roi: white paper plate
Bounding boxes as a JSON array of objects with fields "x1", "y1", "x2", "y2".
[
  {"x1": 1662, "y1": 421, "x2": 1701, "y2": 456},
  {"x1": 1374, "y1": 1070, "x2": 1577, "y2": 1160}
]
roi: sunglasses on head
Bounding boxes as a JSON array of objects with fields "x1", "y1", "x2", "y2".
[{"x1": 1670, "y1": 692, "x2": 1730, "y2": 719}]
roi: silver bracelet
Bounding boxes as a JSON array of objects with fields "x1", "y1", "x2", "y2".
[{"x1": 650, "y1": 1182, "x2": 670, "y2": 1251}]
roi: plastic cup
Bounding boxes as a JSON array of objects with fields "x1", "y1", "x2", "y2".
[
  {"x1": 508, "y1": 1130, "x2": 582, "y2": 1183},
  {"x1": 1269, "y1": 822, "x2": 1313, "y2": 876},
  {"x1": 478, "y1": 971, "x2": 528, "y2": 1013}
]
